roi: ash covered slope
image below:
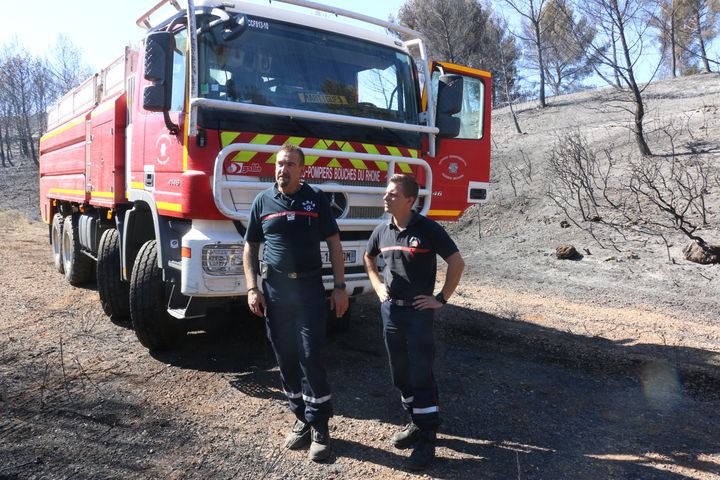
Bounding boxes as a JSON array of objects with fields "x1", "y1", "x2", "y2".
[{"x1": 448, "y1": 73, "x2": 720, "y2": 326}]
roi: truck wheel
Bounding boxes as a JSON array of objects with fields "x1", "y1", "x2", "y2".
[
  {"x1": 129, "y1": 240, "x2": 182, "y2": 351},
  {"x1": 51, "y1": 213, "x2": 64, "y2": 274},
  {"x1": 62, "y1": 214, "x2": 92, "y2": 286},
  {"x1": 97, "y1": 228, "x2": 130, "y2": 320}
]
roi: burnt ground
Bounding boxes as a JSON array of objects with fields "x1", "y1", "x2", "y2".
[
  {"x1": 2, "y1": 74, "x2": 720, "y2": 478},
  {"x1": 1, "y1": 212, "x2": 720, "y2": 479}
]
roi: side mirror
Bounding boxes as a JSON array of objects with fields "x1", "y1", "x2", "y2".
[
  {"x1": 436, "y1": 74, "x2": 463, "y2": 138},
  {"x1": 143, "y1": 31, "x2": 175, "y2": 112},
  {"x1": 223, "y1": 15, "x2": 247, "y2": 42}
]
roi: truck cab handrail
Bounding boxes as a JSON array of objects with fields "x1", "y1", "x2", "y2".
[
  {"x1": 137, "y1": 0, "x2": 182, "y2": 27},
  {"x1": 212, "y1": 143, "x2": 433, "y2": 227},
  {"x1": 270, "y1": 0, "x2": 425, "y2": 40}
]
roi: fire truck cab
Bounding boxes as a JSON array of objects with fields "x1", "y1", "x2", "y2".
[{"x1": 39, "y1": 0, "x2": 492, "y2": 351}]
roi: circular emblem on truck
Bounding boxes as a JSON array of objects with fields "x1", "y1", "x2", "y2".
[
  {"x1": 155, "y1": 134, "x2": 172, "y2": 165},
  {"x1": 324, "y1": 191, "x2": 348, "y2": 219},
  {"x1": 438, "y1": 154, "x2": 467, "y2": 181}
]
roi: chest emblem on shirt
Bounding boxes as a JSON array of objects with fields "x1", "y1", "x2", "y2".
[
  {"x1": 409, "y1": 236, "x2": 421, "y2": 248},
  {"x1": 302, "y1": 200, "x2": 316, "y2": 212}
]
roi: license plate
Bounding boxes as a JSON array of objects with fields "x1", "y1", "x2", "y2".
[{"x1": 321, "y1": 249, "x2": 356, "y2": 265}]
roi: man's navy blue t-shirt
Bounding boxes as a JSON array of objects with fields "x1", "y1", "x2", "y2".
[
  {"x1": 245, "y1": 183, "x2": 339, "y2": 273},
  {"x1": 366, "y1": 212, "x2": 458, "y2": 300}
]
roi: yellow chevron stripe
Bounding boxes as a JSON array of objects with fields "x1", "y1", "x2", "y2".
[
  {"x1": 221, "y1": 131, "x2": 241, "y2": 147},
  {"x1": 362, "y1": 144, "x2": 380, "y2": 155},
  {"x1": 286, "y1": 136, "x2": 306, "y2": 147},
  {"x1": 251, "y1": 133, "x2": 274, "y2": 145},
  {"x1": 313, "y1": 139, "x2": 330, "y2": 149},
  {"x1": 350, "y1": 159, "x2": 367, "y2": 169},
  {"x1": 231, "y1": 150, "x2": 257, "y2": 163},
  {"x1": 217, "y1": 132, "x2": 423, "y2": 173}
]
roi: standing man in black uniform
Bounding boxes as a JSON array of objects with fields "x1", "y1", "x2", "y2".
[
  {"x1": 363, "y1": 174, "x2": 465, "y2": 471},
  {"x1": 243, "y1": 144, "x2": 349, "y2": 462}
]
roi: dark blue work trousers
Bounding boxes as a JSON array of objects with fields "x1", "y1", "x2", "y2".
[
  {"x1": 263, "y1": 275, "x2": 332, "y2": 426},
  {"x1": 381, "y1": 300, "x2": 440, "y2": 431}
]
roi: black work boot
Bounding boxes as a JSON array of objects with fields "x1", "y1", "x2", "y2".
[
  {"x1": 284, "y1": 419, "x2": 311, "y2": 450},
  {"x1": 308, "y1": 423, "x2": 332, "y2": 462},
  {"x1": 406, "y1": 429, "x2": 436, "y2": 471},
  {"x1": 391, "y1": 422, "x2": 421, "y2": 449}
]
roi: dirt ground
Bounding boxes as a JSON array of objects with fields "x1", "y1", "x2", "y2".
[
  {"x1": 2, "y1": 217, "x2": 720, "y2": 479},
  {"x1": 2, "y1": 74, "x2": 720, "y2": 479}
]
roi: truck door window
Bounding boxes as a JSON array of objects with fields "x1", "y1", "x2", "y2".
[
  {"x1": 171, "y1": 29, "x2": 187, "y2": 112},
  {"x1": 431, "y1": 72, "x2": 485, "y2": 140}
]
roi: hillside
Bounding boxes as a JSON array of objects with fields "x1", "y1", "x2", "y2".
[{"x1": 444, "y1": 72, "x2": 720, "y2": 364}]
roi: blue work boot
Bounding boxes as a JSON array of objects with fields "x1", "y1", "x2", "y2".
[
  {"x1": 406, "y1": 429, "x2": 436, "y2": 471},
  {"x1": 308, "y1": 423, "x2": 332, "y2": 462},
  {"x1": 391, "y1": 421, "x2": 421, "y2": 449},
  {"x1": 284, "y1": 419, "x2": 311, "y2": 450}
]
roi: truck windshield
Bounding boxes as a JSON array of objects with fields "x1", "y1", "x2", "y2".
[{"x1": 197, "y1": 14, "x2": 420, "y2": 125}]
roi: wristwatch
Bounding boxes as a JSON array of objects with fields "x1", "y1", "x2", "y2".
[
  {"x1": 435, "y1": 292, "x2": 447, "y2": 305},
  {"x1": 334, "y1": 282, "x2": 346, "y2": 290}
]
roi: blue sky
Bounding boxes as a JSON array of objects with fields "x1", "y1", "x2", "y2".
[
  {"x1": 0, "y1": 0, "x2": 405, "y2": 70},
  {"x1": 2, "y1": 1, "x2": 716, "y2": 88}
]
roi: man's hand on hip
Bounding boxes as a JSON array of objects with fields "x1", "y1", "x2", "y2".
[{"x1": 412, "y1": 294, "x2": 444, "y2": 311}]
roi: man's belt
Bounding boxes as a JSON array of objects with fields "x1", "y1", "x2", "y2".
[
  {"x1": 388, "y1": 298, "x2": 414, "y2": 307},
  {"x1": 261, "y1": 263, "x2": 321, "y2": 280}
]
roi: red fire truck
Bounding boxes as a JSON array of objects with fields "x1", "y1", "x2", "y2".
[{"x1": 39, "y1": 0, "x2": 491, "y2": 351}]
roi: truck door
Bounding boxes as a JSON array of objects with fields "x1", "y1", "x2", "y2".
[{"x1": 423, "y1": 61, "x2": 492, "y2": 221}]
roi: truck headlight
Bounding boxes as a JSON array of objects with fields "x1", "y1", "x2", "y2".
[{"x1": 202, "y1": 244, "x2": 243, "y2": 275}]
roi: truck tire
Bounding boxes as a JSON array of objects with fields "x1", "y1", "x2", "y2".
[
  {"x1": 97, "y1": 228, "x2": 130, "y2": 320},
  {"x1": 51, "y1": 213, "x2": 64, "y2": 274},
  {"x1": 129, "y1": 240, "x2": 182, "y2": 351},
  {"x1": 62, "y1": 214, "x2": 93, "y2": 286}
]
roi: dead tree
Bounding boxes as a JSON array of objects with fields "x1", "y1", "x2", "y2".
[
  {"x1": 574, "y1": 0, "x2": 657, "y2": 156},
  {"x1": 546, "y1": 131, "x2": 626, "y2": 249},
  {"x1": 495, "y1": 15, "x2": 523, "y2": 134},
  {"x1": 628, "y1": 153, "x2": 715, "y2": 249},
  {"x1": 504, "y1": 0, "x2": 550, "y2": 108}
]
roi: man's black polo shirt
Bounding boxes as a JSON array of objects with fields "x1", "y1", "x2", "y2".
[
  {"x1": 366, "y1": 212, "x2": 458, "y2": 300},
  {"x1": 245, "y1": 182, "x2": 338, "y2": 273}
]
